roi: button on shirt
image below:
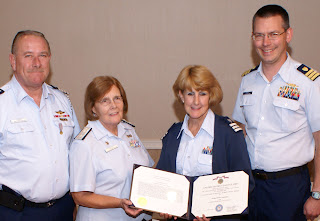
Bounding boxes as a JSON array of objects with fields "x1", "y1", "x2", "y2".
[
  {"x1": 176, "y1": 109, "x2": 214, "y2": 176},
  {"x1": 232, "y1": 55, "x2": 320, "y2": 172},
  {"x1": 0, "y1": 76, "x2": 80, "y2": 202},
  {"x1": 70, "y1": 120, "x2": 154, "y2": 221}
]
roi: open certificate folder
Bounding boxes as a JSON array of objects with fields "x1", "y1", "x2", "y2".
[{"x1": 129, "y1": 165, "x2": 249, "y2": 220}]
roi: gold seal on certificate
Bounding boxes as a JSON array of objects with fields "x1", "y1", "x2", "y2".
[{"x1": 129, "y1": 165, "x2": 249, "y2": 220}]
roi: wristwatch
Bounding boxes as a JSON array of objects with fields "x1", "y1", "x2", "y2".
[{"x1": 312, "y1": 191, "x2": 320, "y2": 200}]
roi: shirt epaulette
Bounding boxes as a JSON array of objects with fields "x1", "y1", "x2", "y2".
[
  {"x1": 121, "y1": 119, "x2": 135, "y2": 127},
  {"x1": 226, "y1": 118, "x2": 242, "y2": 133},
  {"x1": 161, "y1": 122, "x2": 179, "y2": 140},
  {"x1": 241, "y1": 65, "x2": 259, "y2": 77},
  {"x1": 75, "y1": 127, "x2": 92, "y2": 140},
  {"x1": 50, "y1": 84, "x2": 74, "y2": 111},
  {"x1": 161, "y1": 130, "x2": 169, "y2": 140},
  {"x1": 0, "y1": 89, "x2": 4, "y2": 94},
  {"x1": 49, "y1": 84, "x2": 70, "y2": 95},
  {"x1": 297, "y1": 64, "x2": 320, "y2": 81}
]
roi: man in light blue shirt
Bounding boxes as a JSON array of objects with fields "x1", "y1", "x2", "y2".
[
  {"x1": 233, "y1": 5, "x2": 320, "y2": 221},
  {"x1": 0, "y1": 30, "x2": 80, "y2": 221}
]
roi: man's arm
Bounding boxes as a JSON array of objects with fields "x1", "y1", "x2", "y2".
[{"x1": 304, "y1": 130, "x2": 320, "y2": 220}]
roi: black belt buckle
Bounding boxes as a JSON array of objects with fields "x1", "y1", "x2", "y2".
[
  {"x1": 254, "y1": 172, "x2": 268, "y2": 180},
  {"x1": 0, "y1": 191, "x2": 25, "y2": 212}
]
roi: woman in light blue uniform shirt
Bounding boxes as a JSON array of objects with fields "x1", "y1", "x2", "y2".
[{"x1": 69, "y1": 76, "x2": 154, "y2": 221}]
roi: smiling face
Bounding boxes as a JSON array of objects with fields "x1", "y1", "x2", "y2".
[
  {"x1": 9, "y1": 35, "x2": 51, "y2": 91},
  {"x1": 92, "y1": 85, "x2": 124, "y2": 134},
  {"x1": 179, "y1": 88, "x2": 210, "y2": 123},
  {"x1": 253, "y1": 15, "x2": 292, "y2": 68}
]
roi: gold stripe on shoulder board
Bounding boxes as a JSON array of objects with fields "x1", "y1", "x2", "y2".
[
  {"x1": 241, "y1": 65, "x2": 259, "y2": 77},
  {"x1": 297, "y1": 64, "x2": 320, "y2": 81}
]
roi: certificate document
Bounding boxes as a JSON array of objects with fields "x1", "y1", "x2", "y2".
[{"x1": 129, "y1": 165, "x2": 248, "y2": 220}]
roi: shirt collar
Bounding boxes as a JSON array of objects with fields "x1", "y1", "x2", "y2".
[
  {"x1": 256, "y1": 52, "x2": 292, "y2": 83},
  {"x1": 277, "y1": 53, "x2": 292, "y2": 83},
  {"x1": 177, "y1": 109, "x2": 215, "y2": 139},
  {"x1": 10, "y1": 75, "x2": 29, "y2": 103},
  {"x1": 10, "y1": 75, "x2": 51, "y2": 103},
  {"x1": 88, "y1": 120, "x2": 131, "y2": 140}
]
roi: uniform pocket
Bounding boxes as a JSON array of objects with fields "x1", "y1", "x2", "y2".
[
  {"x1": 197, "y1": 153, "x2": 212, "y2": 175},
  {"x1": 273, "y1": 97, "x2": 300, "y2": 131},
  {"x1": 54, "y1": 118, "x2": 75, "y2": 145},
  {"x1": 241, "y1": 95, "x2": 256, "y2": 126},
  {"x1": 5, "y1": 121, "x2": 36, "y2": 155}
]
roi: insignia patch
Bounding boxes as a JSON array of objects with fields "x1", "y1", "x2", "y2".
[
  {"x1": 241, "y1": 65, "x2": 259, "y2": 77},
  {"x1": 130, "y1": 140, "x2": 141, "y2": 148},
  {"x1": 226, "y1": 118, "x2": 242, "y2": 132},
  {"x1": 121, "y1": 119, "x2": 135, "y2": 127},
  {"x1": 277, "y1": 83, "x2": 300, "y2": 100},
  {"x1": 229, "y1": 122, "x2": 242, "y2": 132},
  {"x1": 202, "y1": 146, "x2": 213, "y2": 155},
  {"x1": 75, "y1": 127, "x2": 92, "y2": 140},
  {"x1": 297, "y1": 64, "x2": 320, "y2": 81}
]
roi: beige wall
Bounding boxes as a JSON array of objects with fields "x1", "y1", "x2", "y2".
[{"x1": 1, "y1": 0, "x2": 319, "y2": 144}]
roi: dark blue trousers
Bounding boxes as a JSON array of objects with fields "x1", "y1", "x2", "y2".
[
  {"x1": 249, "y1": 168, "x2": 310, "y2": 221},
  {"x1": 0, "y1": 193, "x2": 75, "y2": 221}
]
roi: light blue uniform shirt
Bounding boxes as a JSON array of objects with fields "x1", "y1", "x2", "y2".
[
  {"x1": 70, "y1": 120, "x2": 154, "y2": 221},
  {"x1": 0, "y1": 76, "x2": 80, "y2": 202},
  {"x1": 233, "y1": 54, "x2": 320, "y2": 172},
  {"x1": 176, "y1": 109, "x2": 214, "y2": 176}
]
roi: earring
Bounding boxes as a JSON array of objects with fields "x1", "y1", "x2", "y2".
[{"x1": 93, "y1": 112, "x2": 97, "y2": 117}]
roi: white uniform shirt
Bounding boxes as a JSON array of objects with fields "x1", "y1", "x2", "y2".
[
  {"x1": 70, "y1": 120, "x2": 154, "y2": 221},
  {"x1": 0, "y1": 76, "x2": 80, "y2": 202},
  {"x1": 176, "y1": 109, "x2": 214, "y2": 176},
  {"x1": 233, "y1": 54, "x2": 320, "y2": 171}
]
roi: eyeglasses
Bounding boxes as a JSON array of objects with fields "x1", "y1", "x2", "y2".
[
  {"x1": 97, "y1": 96, "x2": 123, "y2": 106},
  {"x1": 252, "y1": 30, "x2": 287, "y2": 41}
]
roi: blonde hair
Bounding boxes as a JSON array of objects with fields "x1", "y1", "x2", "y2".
[{"x1": 173, "y1": 65, "x2": 223, "y2": 106}]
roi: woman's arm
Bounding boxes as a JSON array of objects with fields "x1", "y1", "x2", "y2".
[{"x1": 72, "y1": 191, "x2": 143, "y2": 217}]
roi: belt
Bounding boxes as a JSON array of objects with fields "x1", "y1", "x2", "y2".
[
  {"x1": 253, "y1": 164, "x2": 308, "y2": 180},
  {"x1": 0, "y1": 185, "x2": 66, "y2": 211}
]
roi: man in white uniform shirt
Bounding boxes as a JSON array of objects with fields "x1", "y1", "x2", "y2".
[
  {"x1": 233, "y1": 5, "x2": 320, "y2": 221},
  {"x1": 0, "y1": 30, "x2": 80, "y2": 221}
]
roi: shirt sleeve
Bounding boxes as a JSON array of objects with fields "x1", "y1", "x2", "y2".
[
  {"x1": 306, "y1": 80, "x2": 320, "y2": 132},
  {"x1": 69, "y1": 140, "x2": 96, "y2": 192},
  {"x1": 232, "y1": 80, "x2": 246, "y2": 124}
]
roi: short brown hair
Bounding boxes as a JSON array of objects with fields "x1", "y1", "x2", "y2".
[
  {"x1": 84, "y1": 76, "x2": 128, "y2": 121},
  {"x1": 253, "y1": 5, "x2": 290, "y2": 31},
  {"x1": 172, "y1": 65, "x2": 223, "y2": 106},
  {"x1": 11, "y1": 30, "x2": 51, "y2": 55}
]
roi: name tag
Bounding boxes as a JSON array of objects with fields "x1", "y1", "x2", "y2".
[
  {"x1": 10, "y1": 118, "x2": 27, "y2": 124},
  {"x1": 105, "y1": 145, "x2": 118, "y2": 153}
]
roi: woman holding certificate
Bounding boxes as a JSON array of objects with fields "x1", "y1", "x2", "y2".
[
  {"x1": 157, "y1": 65, "x2": 254, "y2": 221},
  {"x1": 69, "y1": 76, "x2": 154, "y2": 221}
]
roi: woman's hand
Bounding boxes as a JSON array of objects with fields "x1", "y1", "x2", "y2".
[
  {"x1": 194, "y1": 214, "x2": 211, "y2": 221},
  {"x1": 120, "y1": 199, "x2": 143, "y2": 218},
  {"x1": 159, "y1": 213, "x2": 178, "y2": 220}
]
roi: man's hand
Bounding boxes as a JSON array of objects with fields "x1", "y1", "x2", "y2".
[{"x1": 304, "y1": 197, "x2": 320, "y2": 220}]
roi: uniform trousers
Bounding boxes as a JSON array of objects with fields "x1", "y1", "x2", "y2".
[
  {"x1": 0, "y1": 193, "x2": 75, "y2": 221},
  {"x1": 249, "y1": 167, "x2": 310, "y2": 221}
]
